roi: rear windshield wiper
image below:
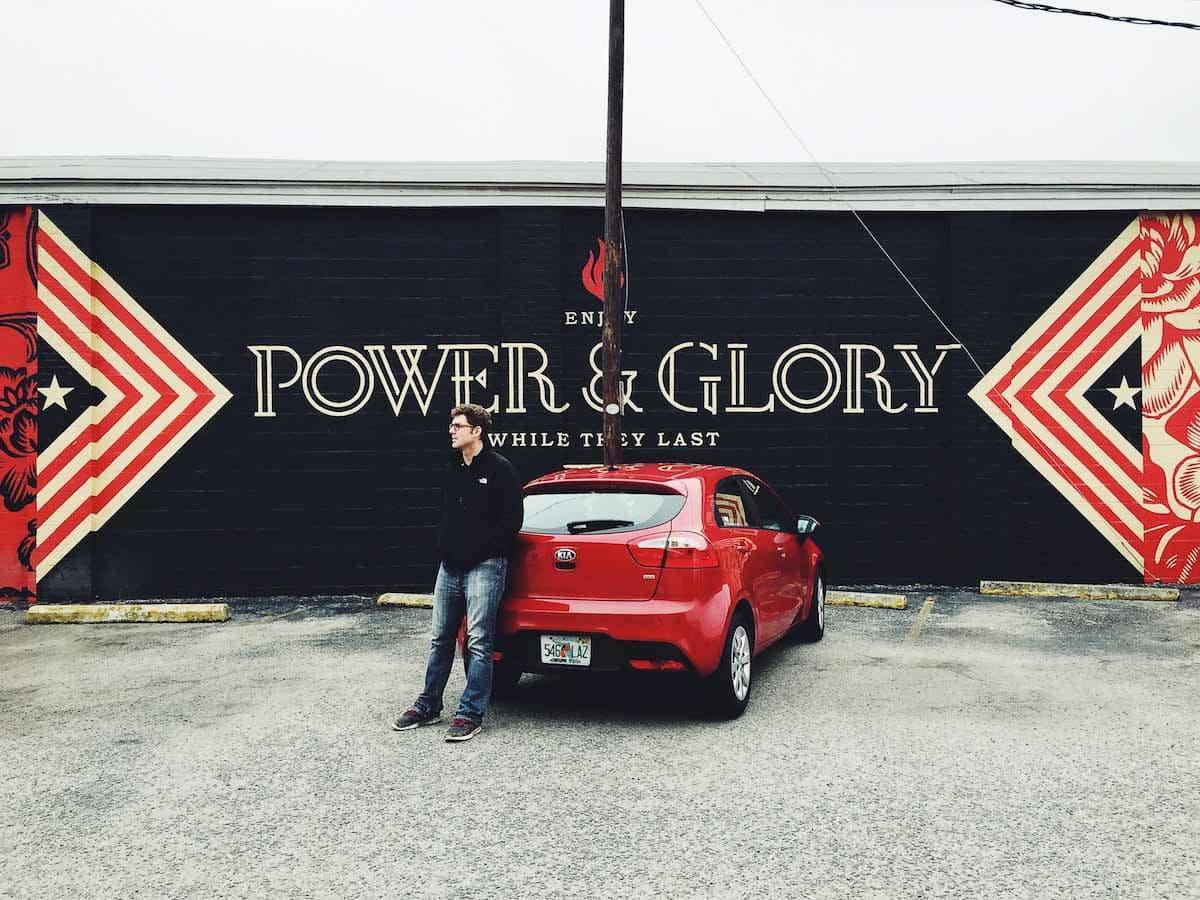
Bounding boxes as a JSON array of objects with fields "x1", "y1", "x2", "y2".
[{"x1": 565, "y1": 519, "x2": 635, "y2": 533}]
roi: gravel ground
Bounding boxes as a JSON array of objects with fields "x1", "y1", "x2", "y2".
[{"x1": 1, "y1": 589, "x2": 1198, "y2": 899}]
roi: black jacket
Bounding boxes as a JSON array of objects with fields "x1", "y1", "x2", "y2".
[{"x1": 436, "y1": 446, "x2": 523, "y2": 569}]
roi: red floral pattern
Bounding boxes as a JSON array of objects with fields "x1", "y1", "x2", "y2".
[
  {"x1": 0, "y1": 366, "x2": 37, "y2": 513},
  {"x1": 1142, "y1": 215, "x2": 1200, "y2": 417},
  {"x1": 1141, "y1": 213, "x2": 1200, "y2": 583},
  {"x1": 0, "y1": 209, "x2": 37, "y2": 602},
  {"x1": 17, "y1": 518, "x2": 35, "y2": 573},
  {"x1": 1144, "y1": 439, "x2": 1200, "y2": 582}
]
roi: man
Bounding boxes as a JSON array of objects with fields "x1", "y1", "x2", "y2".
[{"x1": 393, "y1": 403, "x2": 523, "y2": 742}]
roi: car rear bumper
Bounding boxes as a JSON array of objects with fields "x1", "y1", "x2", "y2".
[{"x1": 497, "y1": 591, "x2": 731, "y2": 677}]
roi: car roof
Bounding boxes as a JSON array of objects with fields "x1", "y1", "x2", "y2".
[{"x1": 525, "y1": 463, "x2": 758, "y2": 492}]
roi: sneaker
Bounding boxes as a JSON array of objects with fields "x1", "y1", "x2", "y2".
[
  {"x1": 444, "y1": 717, "x2": 482, "y2": 742},
  {"x1": 391, "y1": 707, "x2": 441, "y2": 731}
]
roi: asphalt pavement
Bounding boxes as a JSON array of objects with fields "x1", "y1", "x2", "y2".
[{"x1": 2, "y1": 589, "x2": 1198, "y2": 899}]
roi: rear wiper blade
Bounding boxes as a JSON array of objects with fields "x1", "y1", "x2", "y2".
[{"x1": 566, "y1": 519, "x2": 635, "y2": 533}]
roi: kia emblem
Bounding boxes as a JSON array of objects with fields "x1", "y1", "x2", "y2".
[{"x1": 555, "y1": 548, "x2": 577, "y2": 564}]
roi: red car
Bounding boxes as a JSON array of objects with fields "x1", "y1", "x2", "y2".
[{"x1": 489, "y1": 463, "x2": 826, "y2": 717}]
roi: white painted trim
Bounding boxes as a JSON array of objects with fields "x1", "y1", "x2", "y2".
[
  {"x1": 1, "y1": 158, "x2": 1198, "y2": 210},
  {"x1": 3, "y1": 186, "x2": 1198, "y2": 211}
]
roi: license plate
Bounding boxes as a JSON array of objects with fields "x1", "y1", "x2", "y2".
[{"x1": 540, "y1": 634, "x2": 592, "y2": 667}]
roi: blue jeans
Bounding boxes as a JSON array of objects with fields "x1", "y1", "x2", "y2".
[{"x1": 414, "y1": 558, "x2": 508, "y2": 723}]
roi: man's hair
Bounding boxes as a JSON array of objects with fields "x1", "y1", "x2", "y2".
[{"x1": 450, "y1": 403, "x2": 492, "y2": 438}]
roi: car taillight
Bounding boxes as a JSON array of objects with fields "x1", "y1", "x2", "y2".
[
  {"x1": 629, "y1": 659, "x2": 688, "y2": 671},
  {"x1": 627, "y1": 531, "x2": 718, "y2": 569}
]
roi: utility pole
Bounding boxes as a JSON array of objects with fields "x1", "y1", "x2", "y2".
[{"x1": 601, "y1": 0, "x2": 625, "y2": 469}]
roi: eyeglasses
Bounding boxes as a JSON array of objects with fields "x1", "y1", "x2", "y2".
[{"x1": 449, "y1": 422, "x2": 475, "y2": 432}]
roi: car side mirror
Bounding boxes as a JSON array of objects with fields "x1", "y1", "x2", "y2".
[{"x1": 796, "y1": 515, "x2": 819, "y2": 537}]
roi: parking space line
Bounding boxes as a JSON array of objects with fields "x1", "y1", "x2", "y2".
[
  {"x1": 259, "y1": 606, "x2": 308, "y2": 624},
  {"x1": 905, "y1": 597, "x2": 936, "y2": 642}
]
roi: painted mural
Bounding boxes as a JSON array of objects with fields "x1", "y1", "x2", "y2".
[
  {"x1": 972, "y1": 212, "x2": 1200, "y2": 585},
  {"x1": 1141, "y1": 215, "x2": 1200, "y2": 582},
  {"x1": 0, "y1": 205, "x2": 1197, "y2": 603},
  {"x1": 0, "y1": 209, "x2": 37, "y2": 604},
  {"x1": 33, "y1": 215, "x2": 230, "y2": 581}
]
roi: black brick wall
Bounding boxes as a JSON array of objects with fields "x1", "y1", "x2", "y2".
[{"x1": 33, "y1": 204, "x2": 1141, "y2": 600}]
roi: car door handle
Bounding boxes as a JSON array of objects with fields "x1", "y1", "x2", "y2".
[{"x1": 733, "y1": 538, "x2": 753, "y2": 553}]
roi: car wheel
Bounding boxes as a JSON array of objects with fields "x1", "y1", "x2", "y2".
[
  {"x1": 491, "y1": 662, "x2": 522, "y2": 699},
  {"x1": 795, "y1": 572, "x2": 826, "y2": 643},
  {"x1": 705, "y1": 610, "x2": 754, "y2": 719}
]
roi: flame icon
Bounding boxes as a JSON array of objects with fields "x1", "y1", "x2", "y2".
[{"x1": 581, "y1": 238, "x2": 624, "y2": 302}]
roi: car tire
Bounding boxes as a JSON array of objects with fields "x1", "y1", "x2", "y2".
[
  {"x1": 795, "y1": 572, "x2": 826, "y2": 643},
  {"x1": 704, "y1": 610, "x2": 754, "y2": 719},
  {"x1": 491, "y1": 662, "x2": 522, "y2": 699}
]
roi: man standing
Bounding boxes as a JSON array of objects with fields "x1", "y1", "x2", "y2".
[{"x1": 393, "y1": 403, "x2": 523, "y2": 742}]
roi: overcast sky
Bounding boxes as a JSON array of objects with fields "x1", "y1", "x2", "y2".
[{"x1": 4, "y1": 0, "x2": 1199, "y2": 163}]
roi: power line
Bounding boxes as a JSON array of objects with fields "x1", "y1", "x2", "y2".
[
  {"x1": 692, "y1": 0, "x2": 986, "y2": 377},
  {"x1": 989, "y1": 0, "x2": 1200, "y2": 30},
  {"x1": 693, "y1": 1, "x2": 1145, "y2": 568}
]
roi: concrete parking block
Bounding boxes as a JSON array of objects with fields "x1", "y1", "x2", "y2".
[
  {"x1": 826, "y1": 590, "x2": 908, "y2": 610},
  {"x1": 25, "y1": 603, "x2": 230, "y2": 624},
  {"x1": 377, "y1": 593, "x2": 434, "y2": 608},
  {"x1": 979, "y1": 581, "x2": 1180, "y2": 602}
]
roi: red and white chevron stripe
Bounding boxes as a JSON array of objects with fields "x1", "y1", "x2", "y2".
[
  {"x1": 969, "y1": 220, "x2": 1144, "y2": 573},
  {"x1": 34, "y1": 214, "x2": 232, "y2": 579}
]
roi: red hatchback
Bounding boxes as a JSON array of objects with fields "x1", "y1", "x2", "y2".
[{"x1": 492, "y1": 463, "x2": 826, "y2": 717}]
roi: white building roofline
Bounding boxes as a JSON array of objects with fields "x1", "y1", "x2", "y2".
[{"x1": 1, "y1": 157, "x2": 1198, "y2": 211}]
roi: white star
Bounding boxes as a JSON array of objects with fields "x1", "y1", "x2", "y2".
[
  {"x1": 1106, "y1": 375, "x2": 1140, "y2": 411},
  {"x1": 38, "y1": 375, "x2": 75, "y2": 411}
]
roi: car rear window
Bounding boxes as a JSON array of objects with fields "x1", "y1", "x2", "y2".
[{"x1": 522, "y1": 490, "x2": 686, "y2": 535}]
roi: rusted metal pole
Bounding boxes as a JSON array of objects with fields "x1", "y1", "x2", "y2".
[{"x1": 601, "y1": 0, "x2": 625, "y2": 469}]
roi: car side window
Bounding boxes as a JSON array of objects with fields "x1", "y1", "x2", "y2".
[
  {"x1": 714, "y1": 477, "x2": 753, "y2": 528},
  {"x1": 741, "y1": 478, "x2": 790, "y2": 532}
]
